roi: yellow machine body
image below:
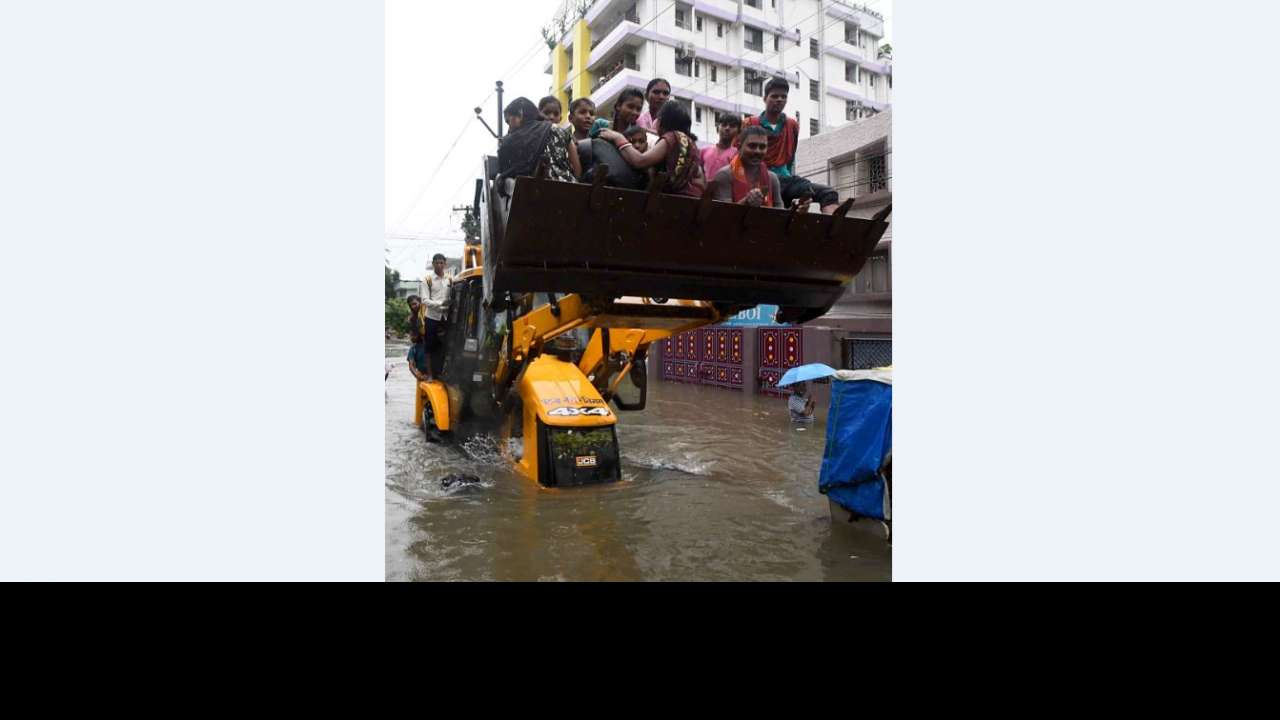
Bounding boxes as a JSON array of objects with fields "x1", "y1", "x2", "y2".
[
  {"x1": 414, "y1": 380, "x2": 451, "y2": 432},
  {"x1": 513, "y1": 354, "x2": 617, "y2": 483}
]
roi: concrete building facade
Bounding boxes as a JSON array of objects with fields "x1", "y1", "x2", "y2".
[
  {"x1": 796, "y1": 107, "x2": 891, "y2": 371},
  {"x1": 544, "y1": 0, "x2": 890, "y2": 142}
]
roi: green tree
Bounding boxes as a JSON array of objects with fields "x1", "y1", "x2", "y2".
[
  {"x1": 385, "y1": 297, "x2": 410, "y2": 336},
  {"x1": 461, "y1": 207, "x2": 480, "y2": 243},
  {"x1": 878, "y1": 43, "x2": 892, "y2": 60},
  {"x1": 385, "y1": 265, "x2": 401, "y2": 301}
]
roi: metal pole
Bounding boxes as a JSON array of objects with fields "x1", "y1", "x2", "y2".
[
  {"x1": 496, "y1": 80, "x2": 504, "y2": 138},
  {"x1": 473, "y1": 107, "x2": 498, "y2": 138}
]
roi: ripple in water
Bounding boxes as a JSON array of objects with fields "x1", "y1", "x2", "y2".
[{"x1": 623, "y1": 452, "x2": 713, "y2": 476}]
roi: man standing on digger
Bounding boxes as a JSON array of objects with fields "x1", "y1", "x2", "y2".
[{"x1": 422, "y1": 253, "x2": 453, "y2": 379}]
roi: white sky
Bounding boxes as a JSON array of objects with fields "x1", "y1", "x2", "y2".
[{"x1": 385, "y1": 0, "x2": 892, "y2": 279}]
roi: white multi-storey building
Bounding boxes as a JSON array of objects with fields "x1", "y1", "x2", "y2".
[{"x1": 544, "y1": 0, "x2": 890, "y2": 141}]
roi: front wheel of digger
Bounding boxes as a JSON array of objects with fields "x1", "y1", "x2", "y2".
[{"x1": 422, "y1": 398, "x2": 444, "y2": 443}]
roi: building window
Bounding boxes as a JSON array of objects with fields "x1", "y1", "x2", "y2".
[
  {"x1": 625, "y1": 4, "x2": 639, "y2": 23},
  {"x1": 717, "y1": 22, "x2": 724, "y2": 38},
  {"x1": 846, "y1": 100, "x2": 862, "y2": 121},
  {"x1": 744, "y1": 68, "x2": 764, "y2": 96},
  {"x1": 868, "y1": 154, "x2": 887, "y2": 193},
  {"x1": 745, "y1": 0, "x2": 761, "y2": 8},
  {"x1": 675, "y1": 5, "x2": 691, "y2": 30},
  {"x1": 809, "y1": 79, "x2": 819, "y2": 101},
  {"x1": 744, "y1": 27, "x2": 763, "y2": 52},
  {"x1": 675, "y1": 54, "x2": 693, "y2": 76},
  {"x1": 694, "y1": 59, "x2": 701, "y2": 78},
  {"x1": 774, "y1": 35, "x2": 779, "y2": 51},
  {"x1": 711, "y1": 65, "x2": 717, "y2": 82},
  {"x1": 845, "y1": 22, "x2": 858, "y2": 46},
  {"x1": 869, "y1": 74, "x2": 877, "y2": 89},
  {"x1": 845, "y1": 61, "x2": 858, "y2": 84},
  {"x1": 810, "y1": 118, "x2": 819, "y2": 136},
  {"x1": 810, "y1": 38, "x2": 819, "y2": 59},
  {"x1": 842, "y1": 337, "x2": 892, "y2": 369},
  {"x1": 624, "y1": 51, "x2": 638, "y2": 70},
  {"x1": 695, "y1": 106, "x2": 703, "y2": 124},
  {"x1": 844, "y1": 142, "x2": 888, "y2": 198},
  {"x1": 696, "y1": 16, "x2": 703, "y2": 32}
]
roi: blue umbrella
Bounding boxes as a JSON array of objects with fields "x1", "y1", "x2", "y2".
[{"x1": 776, "y1": 363, "x2": 837, "y2": 387}]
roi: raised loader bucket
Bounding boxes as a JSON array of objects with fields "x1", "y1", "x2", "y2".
[{"x1": 483, "y1": 167, "x2": 889, "y2": 324}]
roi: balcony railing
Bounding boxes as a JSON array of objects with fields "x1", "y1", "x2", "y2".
[
  {"x1": 830, "y1": 0, "x2": 884, "y2": 21},
  {"x1": 592, "y1": 53, "x2": 639, "y2": 91}
]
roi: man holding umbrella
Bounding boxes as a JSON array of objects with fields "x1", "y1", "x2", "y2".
[
  {"x1": 776, "y1": 363, "x2": 837, "y2": 425},
  {"x1": 788, "y1": 382, "x2": 816, "y2": 423}
]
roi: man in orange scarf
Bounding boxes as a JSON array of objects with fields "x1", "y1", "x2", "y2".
[
  {"x1": 711, "y1": 125, "x2": 784, "y2": 208},
  {"x1": 739, "y1": 77, "x2": 841, "y2": 214}
]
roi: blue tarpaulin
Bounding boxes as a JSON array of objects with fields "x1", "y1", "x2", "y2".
[{"x1": 819, "y1": 376, "x2": 892, "y2": 520}]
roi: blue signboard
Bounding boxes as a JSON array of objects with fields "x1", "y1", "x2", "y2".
[{"x1": 721, "y1": 304, "x2": 784, "y2": 327}]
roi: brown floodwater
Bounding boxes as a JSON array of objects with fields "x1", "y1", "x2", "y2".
[{"x1": 385, "y1": 341, "x2": 890, "y2": 581}]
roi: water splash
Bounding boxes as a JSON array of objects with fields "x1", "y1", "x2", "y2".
[{"x1": 460, "y1": 434, "x2": 507, "y2": 464}]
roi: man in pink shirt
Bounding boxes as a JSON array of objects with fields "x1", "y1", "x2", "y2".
[{"x1": 700, "y1": 113, "x2": 742, "y2": 180}]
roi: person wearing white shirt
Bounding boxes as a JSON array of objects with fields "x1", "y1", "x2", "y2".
[
  {"x1": 423, "y1": 253, "x2": 453, "y2": 378},
  {"x1": 788, "y1": 382, "x2": 816, "y2": 423}
]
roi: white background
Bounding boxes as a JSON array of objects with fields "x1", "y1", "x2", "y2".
[{"x1": 2, "y1": 1, "x2": 1278, "y2": 580}]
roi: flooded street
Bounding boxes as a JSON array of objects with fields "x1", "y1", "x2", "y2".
[{"x1": 386, "y1": 341, "x2": 890, "y2": 581}]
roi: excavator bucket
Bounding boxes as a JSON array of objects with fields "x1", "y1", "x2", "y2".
[{"x1": 481, "y1": 160, "x2": 889, "y2": 324}]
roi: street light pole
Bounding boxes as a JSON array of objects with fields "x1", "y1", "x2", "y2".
[{"x1": 496, "y1": 80, "x2": 504, "y2": 139}]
